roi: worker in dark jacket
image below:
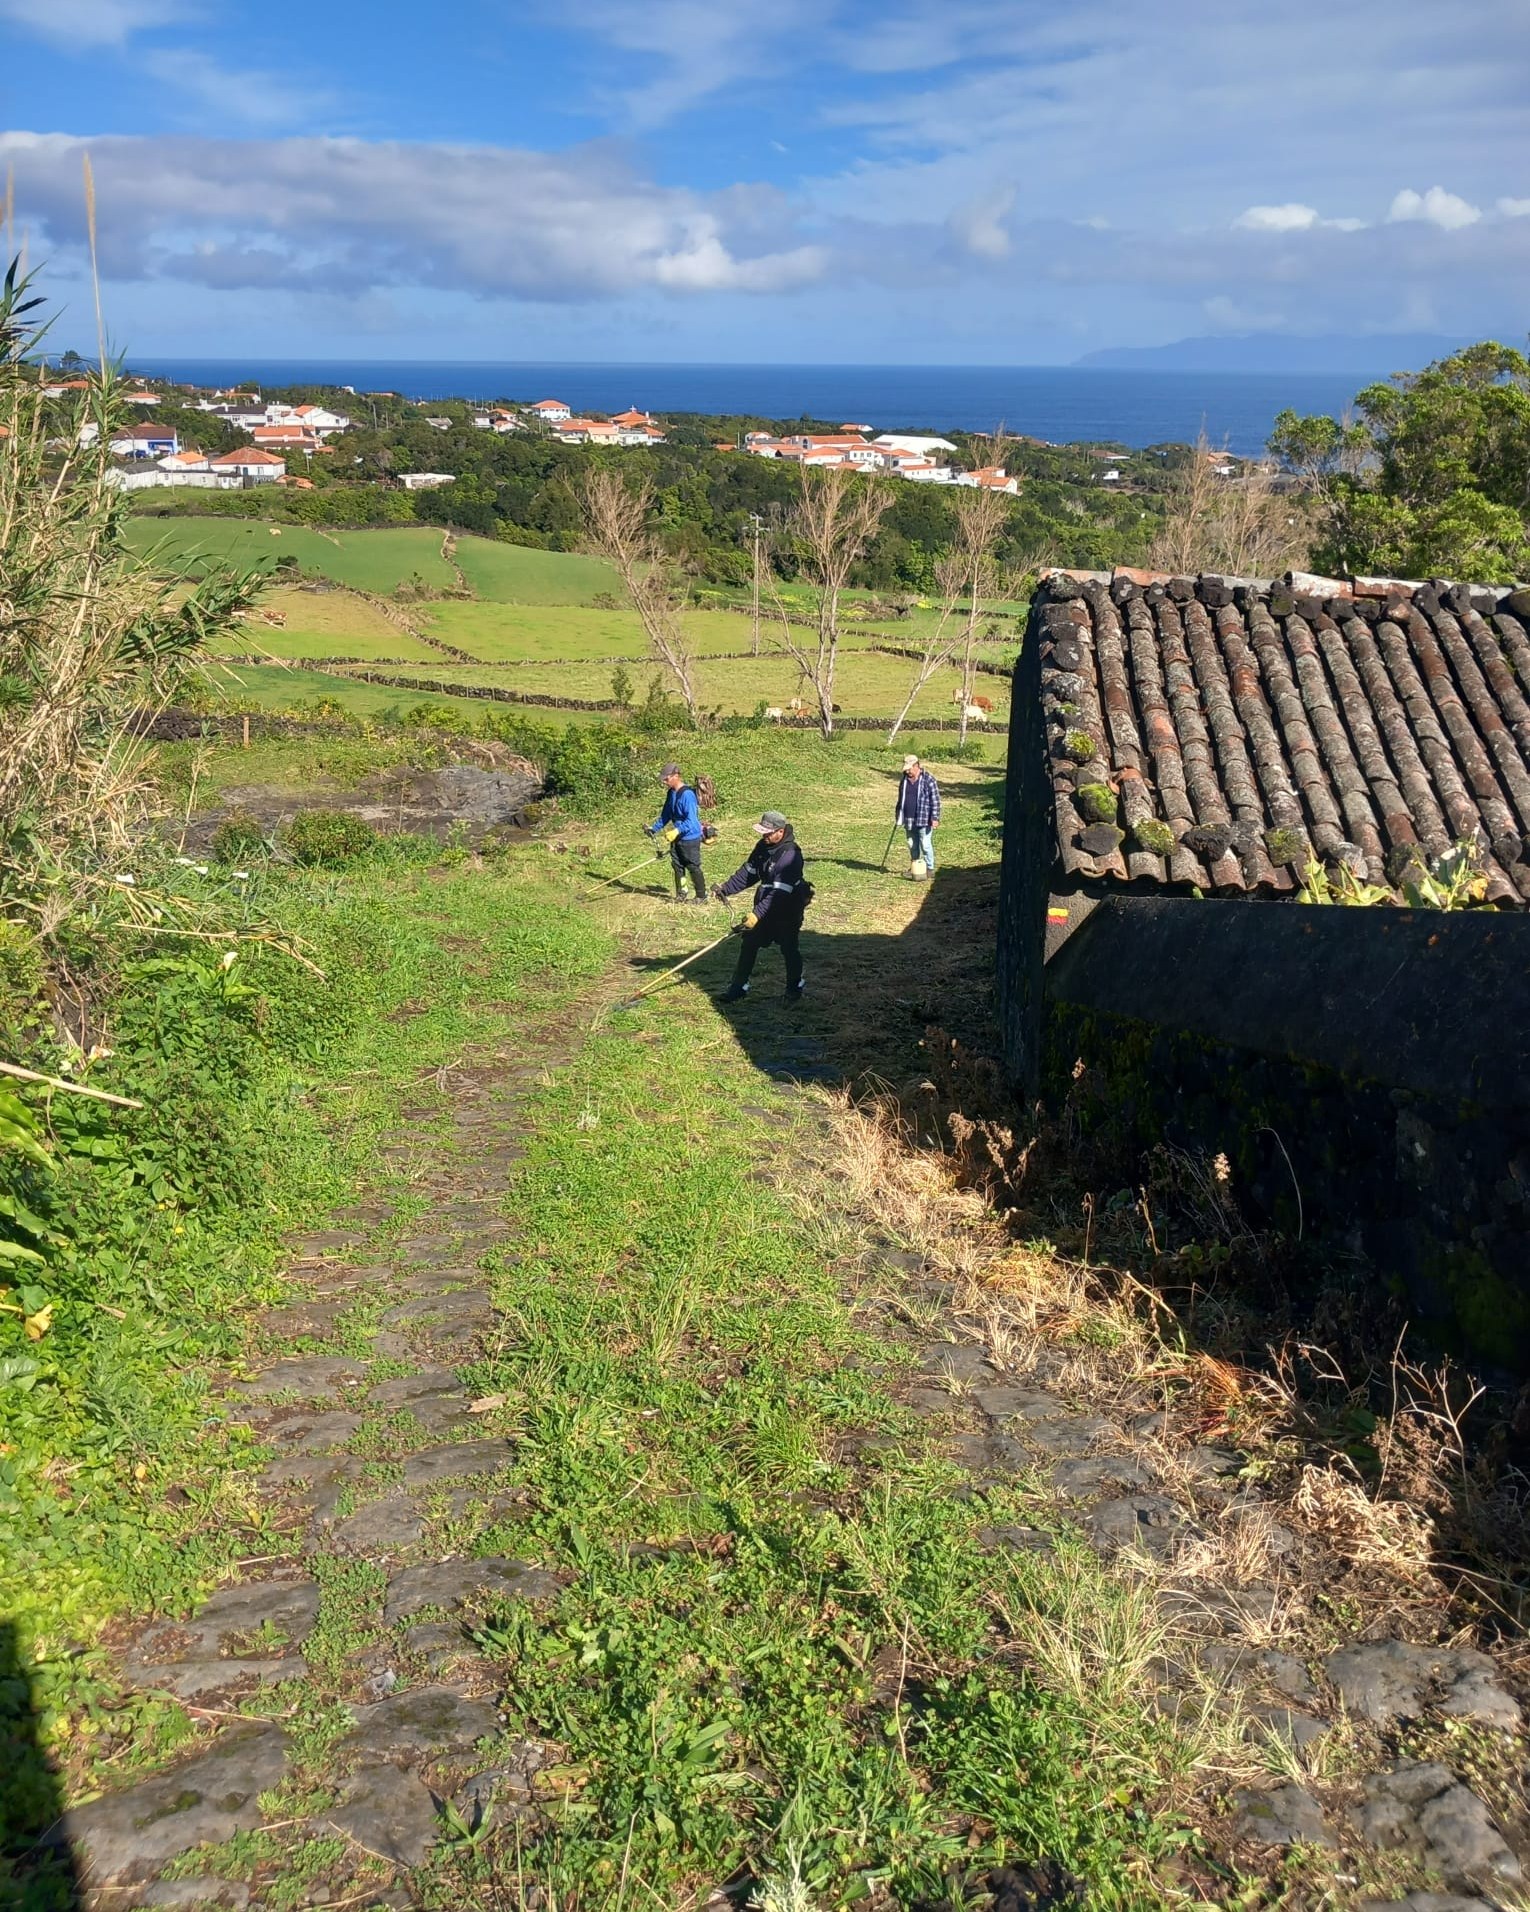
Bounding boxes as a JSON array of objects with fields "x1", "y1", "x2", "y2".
[
  {"x1": 712, "y1": 811, "x2": 811, "y2": 1002},
  {"x1": 647, "y1": 763, "x2": 707, "y2": 902}
]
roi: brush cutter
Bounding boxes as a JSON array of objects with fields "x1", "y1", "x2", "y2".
[
  {"x1": 588, "y1": 844, "x2": 668, "y2": 889},
  {"x1": 615, "y1": 919, "x2": 741, "y2": 1010},
  {"x1": 880, "y1": 822, "x2": 900, "y2": 870}
]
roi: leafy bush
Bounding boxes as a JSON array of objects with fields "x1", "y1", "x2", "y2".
[
  {"x1": 284, "y1": 808, "x2": 379, "y2": 866},
  {"x1": 544, "y1": 724, "x2": 650, "y2": 807},
  {"x1": 210, "y1": 809, "x2": 268, "y2": 865}
]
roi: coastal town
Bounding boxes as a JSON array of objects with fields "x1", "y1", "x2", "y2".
[{"x1": 64, "y1": 375, "x2": 1040, "y2": 495}]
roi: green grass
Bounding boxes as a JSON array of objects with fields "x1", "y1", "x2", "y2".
[
  {"x1": 351, "y1": 650, "x2": 1011, "y2": 722},
  {"x1": 207, "y1": 586, "x2": 448, "y2": 662},
  {"x1": 450, "y1": 537, "x2": 619, "y2": 603},
  {"x1": 6, "y1": 725, "x2": 1208, "y2": 1910},
  {"x1": 124, "y1": 521, "x2": 459, "y2": 595},
  {"x1": 199, "y1": 661, "x2": 533, "y2": 726}
]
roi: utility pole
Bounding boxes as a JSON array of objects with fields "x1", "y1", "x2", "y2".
[{"x1": 749, "y1": 512, "x2": 763, "y2": 657}]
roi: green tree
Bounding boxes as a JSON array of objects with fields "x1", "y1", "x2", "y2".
[{"x1": 1270, "y1": 341, "x2": 1530, "y2": 582}]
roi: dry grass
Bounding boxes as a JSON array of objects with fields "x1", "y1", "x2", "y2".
[
  {"x1": 1291, "y1": 1461, "x2": 1436, "y2": 1580},
  {"x1": 0, "y1": 278, "x2": 262, "y2": 887}
]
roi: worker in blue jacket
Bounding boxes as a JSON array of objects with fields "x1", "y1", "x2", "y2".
[{"x1": 647, "y1": 763, "x2": 707, "y2": 902}]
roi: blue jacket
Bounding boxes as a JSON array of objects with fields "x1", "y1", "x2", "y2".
[
  {"x1": 651, "y1": 785, "x2": 703, "y2": 842},
  {"x1": 895, "y1": 769, "x2": 941, "y2": 831}
]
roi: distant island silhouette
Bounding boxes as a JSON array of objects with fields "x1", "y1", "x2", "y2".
[{"x1": 1076, "y1": 332, "x2": 1477, "y2": 375}]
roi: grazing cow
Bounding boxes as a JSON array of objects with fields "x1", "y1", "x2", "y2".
[
  {"x1": 764, "y1": 707, "x2": 784, "y2": 723},
  {"x1": 962, "y1": 704, "x2": 988, "y2": 723},
  {"x1": 971, "y1": 694, "x2": 994, "y2": 712}
]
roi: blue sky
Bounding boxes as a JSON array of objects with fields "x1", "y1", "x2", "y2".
[{"x1": 2, "y1": 0, "x2": 1528, "y2": 362}]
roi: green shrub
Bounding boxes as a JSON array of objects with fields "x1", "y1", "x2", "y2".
[
  {"x1": 1131, "y1": 818, "x2": 1177, "y2": 856},
  {"x1": 284, "y1": 808, "x2": 379, "y2": 867},
  {"x1": 544, "y1": 724, "x2": 649, "y2": 807},
  {"x1": 210, "y1": 809, "x2": 268, "y2": 865},
  {"x1": 1075, "y1": 782, "x2": 1117, "y2": 824}
]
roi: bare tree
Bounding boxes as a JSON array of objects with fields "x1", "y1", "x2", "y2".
[
  {"x1": 886, "y1": 443, "x2": 1016, "y2": 744},
  {"x1": 949, "y1": 479, "x2": 1012, "y2": 746},
  {"x1": 1150, "y1": 429, "x2": 1308, "y2": 579},
  {"x1": 886, "y1": 550, "x2": 965, "y2": 744},
  {"x1": 769, "y1": 466, "x2": 892, "y2": 738},
  {"x1": 581, "y1": 468, "x2": 700, "y2": 724}
]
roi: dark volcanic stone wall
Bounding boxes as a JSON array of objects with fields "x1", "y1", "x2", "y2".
[{"x1": 1042, "y1": 897, "x2": 1530, "y2": 1373}]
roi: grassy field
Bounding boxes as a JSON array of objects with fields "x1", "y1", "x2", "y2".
[
  {"x1": 450, "y1": 537, "x2": 618, "y2": 603},
  {"x1": 199, "y1": 660, "x2": 521, "y2": 725},
  {"x1": 208, "y1": 586, "x2": 448, "y2": 661},
  {"x1": 125, "y1": 520, "x2": 460, "y2": 594},
  {"x1": 362, "y1": 650, "x2": 1011, "y2": 721}
]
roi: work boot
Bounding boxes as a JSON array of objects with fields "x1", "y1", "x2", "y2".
[
  {"x1": 718, "y1": 983, "x2": 749, "y2": 1003},
  {"x1": 785, "y1": 980, "x2": 806, "y2": 1003}
]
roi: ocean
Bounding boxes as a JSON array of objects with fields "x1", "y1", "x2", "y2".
[{"x1": 127, "y1": 359, "x2": 1364, "y2": 458}]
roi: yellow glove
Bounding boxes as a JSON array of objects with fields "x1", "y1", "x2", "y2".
[
  {"x1": 663, "y1": 825, "x2": 680, "y2": 842},
  {"x1": 744, "y1": 911, "x2": 759, "y2": 930}
]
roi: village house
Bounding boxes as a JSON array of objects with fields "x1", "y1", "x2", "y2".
[
  {"x1": 108, "y1": 421, "x2": 180, "y2": 459},
  {"x1": 996, "y1": 565, "x2": 1530, "y2": 1369},
  {"x1": 555, "y1": 412, "x2": 665, "y2": 447},
  {"x1": 742, "y1": 424, "x2": 992, "y2": 486},
  {"x1": 268, "y1": 402, "x2": 351, "y2": 436},
  {"x1": 397, "y1": 472, "x2": 456, "y2": 490},
  {"x1": 528, "y1": 398, "x2": 571, "y2": 423},
  {"x1": 252, "y1": 424, "x2": 323, "y2": 454},
  {"x1": 423, "y1": 416, "x2": 453, "y2": 432},
  {"x1": 122, "y1": 389, "x2": 162, "y2": 405},
  {"x1": 106, "y1": 444, "x2": 288, "y2": 490}
]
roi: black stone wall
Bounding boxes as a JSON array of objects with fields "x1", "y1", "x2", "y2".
[{"x1": 1041, "y1": 896, "x2": 1530, "y2": 1373}]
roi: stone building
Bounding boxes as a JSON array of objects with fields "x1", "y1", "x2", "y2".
[{"x1": 997, "y1": 567, "x2": 1530, "y2": 1370}]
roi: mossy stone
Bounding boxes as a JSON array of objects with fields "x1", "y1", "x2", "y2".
[
  {"x1": 1264, "y1": 826, "x2": 1307, "y2": 866},
  {"x1": 1131, "y1": 818, "x2": 1177, "y2": 857},
  {"x1": 1063, "y1": 729, "x2": 1098, "y2": 765},
  {"x1": 1075, "y1": 783, "x2": 1118, "y2": 824}
]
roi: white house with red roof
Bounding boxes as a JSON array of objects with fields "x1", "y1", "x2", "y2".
[
  {"x1": 209, "y1": 447, "x2": 287, "y2": 482},
  {"x1": 528, "y1": 398, "x2": 572, "y2": 423}
]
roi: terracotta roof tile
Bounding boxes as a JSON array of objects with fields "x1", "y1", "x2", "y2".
[{"x1": 1032, "y1": 570, "x2": 1530, "y2": 906}]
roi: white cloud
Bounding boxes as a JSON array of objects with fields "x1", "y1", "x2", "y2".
[
  {"x1": 1499, "y1": 196, "x2": 1530, "y2": 217},
  {"x1": 1234, "y1": 202, "x2": 1365, "y2": 233},
  {"x1": 1235, "y1": 203, "x2": 1320, "y2": 231},
  {"x1": 139, "y1": 48, "x2": 338, "y2": 129},
  {"x1": 0, "y1": 131, "x2": 829, "y2": 301},
  {"x1": 949, "y1": 185, "x2": 1015, "y2": 259},
  {"x1": 0, "y1": 0, "x2": 183, "y2": 45},
  {"x1": 1388, "y1": 185, "x2": 1482, "y2": 229},
  {"x1": 549, "y1": 0, "x2": 826, "y2": 126}
]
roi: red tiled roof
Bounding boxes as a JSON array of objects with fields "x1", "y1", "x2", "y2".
[{"x1": 1032, "y1": 570, "x2": 1530, "y2": 906}]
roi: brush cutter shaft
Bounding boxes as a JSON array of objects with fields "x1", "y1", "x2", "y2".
[
  {"x1": 880, "y1": 822, "x2": 899, "y2": 870},
  {"x1": 592, "y1": 847, "x2": 666, "y2": 887},
  {"x1": 626, "y1": 927, "x2": 735, "y2": 1000}
]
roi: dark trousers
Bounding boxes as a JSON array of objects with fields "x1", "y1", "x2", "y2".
[
  {"x1": 730, "y1": 919, "x2": 803, "y2": 990},
  {"x1": 670, "y1": 838, "x2": 705, "y2": 898}
]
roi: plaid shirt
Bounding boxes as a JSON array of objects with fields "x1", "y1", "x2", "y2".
[{"x1": 894, "y1": 769, "x2": 941, "y2": 831}]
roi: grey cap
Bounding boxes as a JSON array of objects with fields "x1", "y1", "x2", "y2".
[
  {"x1": 754, "y1": 810, "x2": 789, "y2": 835},
  {"x1": 659, "y1": 762, "x2": 682, "y2": 778}
]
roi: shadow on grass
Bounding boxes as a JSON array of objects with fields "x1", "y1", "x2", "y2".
[{"x1": 0, "y1": 1624, "x2": 82, "y2": 1910}]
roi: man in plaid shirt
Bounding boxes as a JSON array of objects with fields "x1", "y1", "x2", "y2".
[{"x1": 894, "y1": 754, "x2": 941, "y2": 877}]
